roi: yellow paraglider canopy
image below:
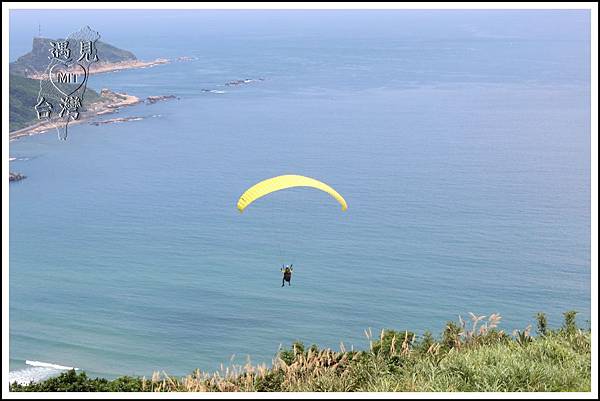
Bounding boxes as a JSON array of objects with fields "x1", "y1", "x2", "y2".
[{"x1": 237, "y1": 175, "x2": 347, "y2": 213}]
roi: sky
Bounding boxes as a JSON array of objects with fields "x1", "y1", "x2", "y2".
[{"x1": 9, "y1": 9, "x2": 591, "y2": 61}]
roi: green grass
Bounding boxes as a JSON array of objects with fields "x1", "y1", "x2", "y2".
[{"x1": 10, "y1": 311, "x2": 591, "y2": 392}]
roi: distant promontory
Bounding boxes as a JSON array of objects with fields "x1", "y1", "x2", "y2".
[
  {"x1": 9, "y1": 37, "x2": 176, "y2": 135},
  {"x1": 8, "y1": 36, "x2": 179, "y2": 182},
  {"x1": 10, "y1": 37, "x2": 168, "y2": 78}
]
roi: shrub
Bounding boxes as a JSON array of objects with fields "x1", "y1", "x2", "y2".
[
  {"x1": 278, "y1": 341, "x2": 305, "y2": 365},
  {"x1": 536, "y1": 312, "x2": 548, "y2": 336},
  {"x1": 442, "y1": 321, "x2": 462, "y2": 350},
  {"x1": 562, "y1": 311, "x2": 578, "y2": 334},
  {"x1": 9, "y1": 370, "x2": 148, "y2": 392},
  {"x1": 371, "y1": 329, "x2": 415, "y2": 357}
]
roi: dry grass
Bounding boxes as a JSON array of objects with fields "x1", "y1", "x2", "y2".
[{"x1": 10, "y1": 311, "x2": 591, "y2": 392}]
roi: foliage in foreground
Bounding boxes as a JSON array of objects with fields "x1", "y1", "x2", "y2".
[{"x1": 10, "y1": 311, "x2": 591, "y2": 392}]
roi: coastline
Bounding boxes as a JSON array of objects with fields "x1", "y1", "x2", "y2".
[
  {"x1": 10, "y1": 57, "x2": 177, "y2": 141},
  {"x1": 26, "y1": 58, "x2": 170, "y2": 80},
  {"x1": 9, "y1": 90, "x2": 142, "y2": 141}
]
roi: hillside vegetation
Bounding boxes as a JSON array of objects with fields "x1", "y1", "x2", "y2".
[
  {"x1": 9, "y1": 36, "x2": 136, "y2": 131},
  {"x1": 10, "y1": 311, "x2": 591, "y2": 392},
  {"x1": 10, "y1": 37, "x2": 136, "y2": 77},
  {"x1": 9, "y1": 74, "x2": 102, "y2": 132}
]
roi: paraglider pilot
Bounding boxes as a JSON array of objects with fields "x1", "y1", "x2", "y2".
[{"x1": 281, "y1": 264, "x2": 293, "y2": 287}]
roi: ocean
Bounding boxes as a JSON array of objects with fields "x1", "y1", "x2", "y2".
[{"x1": 9, "y1": 10, "x2": 591, "y2": 382}]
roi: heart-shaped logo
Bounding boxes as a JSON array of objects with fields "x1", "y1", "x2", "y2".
[{"x1": 49, "y1": 63, "x2": 88, "y2": 98}]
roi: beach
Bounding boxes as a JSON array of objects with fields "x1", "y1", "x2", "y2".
[{"x1": 25, "y1": 58, "x2": 170, "y2": 80}]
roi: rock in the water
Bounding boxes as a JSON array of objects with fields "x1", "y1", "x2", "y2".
[
  {"x1": 146, "y1": 95, "x2": 178, "y2": 104},
  {"x1": 9, "y1": 172, "x2": 26, "y2": 182}
]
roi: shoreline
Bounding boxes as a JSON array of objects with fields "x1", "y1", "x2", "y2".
[
  {"x1": 9, "y1": 90, "x2": 142, "y2": 141},
  {"x1": 26, "y1": 58, "x2": 170, "y2": 80},
  {"x1": 10, "y1": 57, "x2": 177, "y2": 141}
]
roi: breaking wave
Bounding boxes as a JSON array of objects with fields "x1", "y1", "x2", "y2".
[{"x1": 8, "y1": 360, "x2": 78, "y2": 385}]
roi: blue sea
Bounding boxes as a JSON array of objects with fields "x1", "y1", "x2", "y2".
[{"x1": 9, "y1": 10, "x2": 591, "y2": 382}]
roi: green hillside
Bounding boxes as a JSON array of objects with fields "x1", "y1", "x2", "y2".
[
  {"x1": 10, "y1": 37, "x2": 136, "y2": 77},
  {"x1": 9, "y1": 74, "x2": 101, "y2": 132}
]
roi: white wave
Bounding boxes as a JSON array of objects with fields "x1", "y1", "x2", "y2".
[
  {"x1": 9, "y1": 367, "x2": 59, "y2": 385},
  {"x1": 9, "y1": 157, "x2": 16, "y2": 161},
  {"x1": 9, "y1": 361, "x2": 78, "y2": 385},
  {"x1": 26, "y1": 360, "x2": 78, "y2": 370}
]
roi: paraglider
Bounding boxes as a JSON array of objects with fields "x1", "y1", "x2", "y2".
[
  {"x1": 281, "y1": 264, "x2": 293, "y2": 286},
  {"x1": 237, "y1": 174, "x2": 347, "y2": 287},
  {"x1": 236, "y1": 174, "x2": 348, "y2": 213}
]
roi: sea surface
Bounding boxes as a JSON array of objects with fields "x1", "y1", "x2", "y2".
[{"x1": 9, "y1": 11, "x2": 591, "y2": 382}]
